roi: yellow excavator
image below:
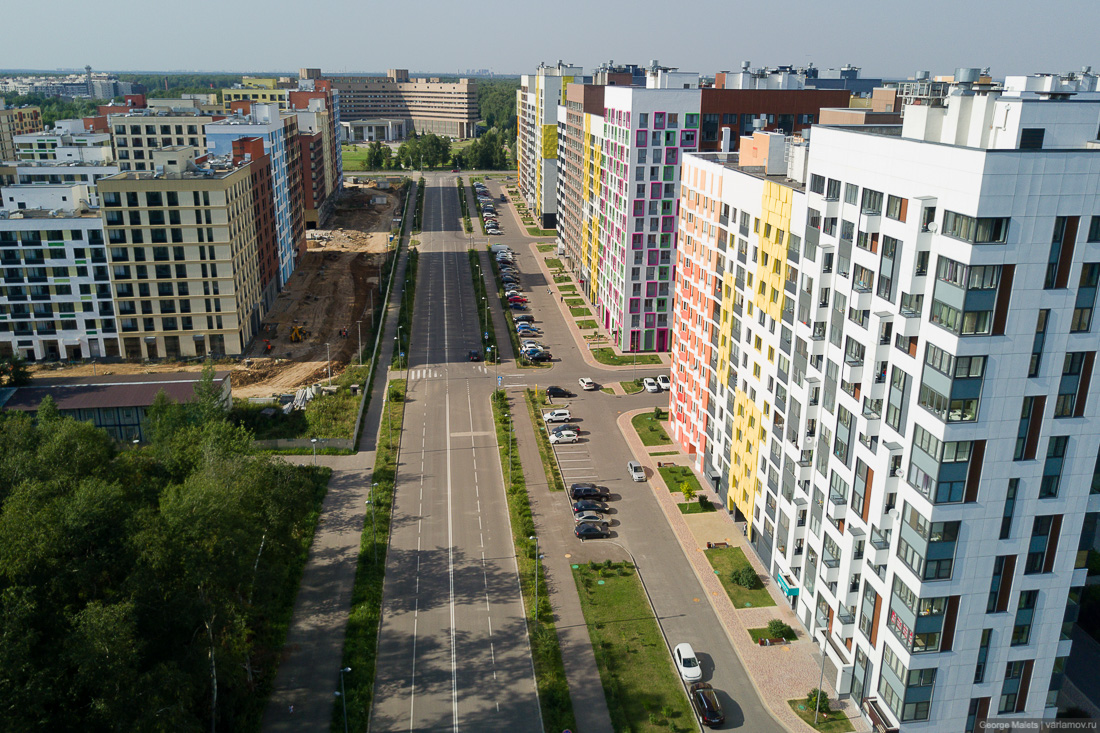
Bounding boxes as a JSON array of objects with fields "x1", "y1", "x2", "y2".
[{"x1": 289, "y1": 325, "x2": 306, "y2": 343}]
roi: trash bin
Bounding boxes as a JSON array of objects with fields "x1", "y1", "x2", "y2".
[{"x1": 350, "y1": 385, "x2": 359, "y2": 396}]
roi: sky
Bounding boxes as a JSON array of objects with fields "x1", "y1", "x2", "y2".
[{"x1": 3, "y1": 0, "x2": 1096, "y2": 80}]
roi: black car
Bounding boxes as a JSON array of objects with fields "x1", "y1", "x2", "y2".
[
  {"x1": 689, "y1": 682, "x2": 725, "y2": 727},
  {"x1": 467, "y1": 350, "x2": 482, "y2": 362},
  {"x1": 572, "y1": 499, "x2": 607, "y2": 514},
  {"x1": 546, "y1": 386, "x2": 574, "y2": 398},
  {"x1": 569, "y1": 483, "x2": 610, "y2": 500},
  {"x1": 575, "y1": 523, "x2": 610, "y2": 540},
  {"x1": 529, "y1": 351, "x2": 552, "y2": 362}
]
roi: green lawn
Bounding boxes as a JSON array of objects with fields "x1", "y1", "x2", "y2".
[
  {"x1": 600, "y1": 387, "x2": 615, "y2": 395},
  {"x1": 569, "y1": 307, "x2": 591, "y2": 317},
  {"x1": 591, "y1": 348, "x2": 662, "y2": 366},
  {"x1": 545, "y1": 258, "x2": 564, "y2": 270},
  {"x1": 658, "y1": 465, "x2": 702, "y2": 495},
  {"x1": 554, "y1": 274, "x2": 572, "y2": 283},
  {"x1": 705, "y1": 546, "x2": 776, "y2": 609},
  {"x1": 527, "y1": 226, "x2": 557, "y2": 237},
  {"x1": 573, "y1": 563, "x2": 695, "y2": 733},
  {"x1": 562, "y1": 297, "x2": 582, "y2": 306},
  {"x1": 620, "y1": 381, "x2": 643, "y2": 395},
  {"x1": 575, "y1": 319, "x2": 598, "y2": 329},
  {"x1": 748, "y1": 625, "x2": 798, "y2": 643},
  {"x1": 536, "y1": 244, "x2": 557, "y2": 252},
  {"x1": 787, "y1": 700, "x2": 855, "y2": 732},
  {"x1": 557, "y1": 284, "x2": 577, "y2": 293},
  {"x1": 631, "y1": 412, "x2": 672, "y2": 446},
  {"x1": 650, "y1": 450, "x2": 679, "y2": 456},
  {"x1": 679, "y1": 501, "x2": 717, "y2": 514}
]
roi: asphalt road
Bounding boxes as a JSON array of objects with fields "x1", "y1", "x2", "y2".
[{"x1": 369, "y1": 174, "x2": 541, "y2": 732}]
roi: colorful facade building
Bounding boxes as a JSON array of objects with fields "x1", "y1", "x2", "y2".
[
  {"x1": 0, "y1": 105, "x2": 43, "y2": 161},
  {"x1": 670, "y1": 74, "x2": 1100, "y2": 731}
]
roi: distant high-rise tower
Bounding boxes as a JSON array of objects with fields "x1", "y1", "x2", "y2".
[{"x1": 85, "y1": 65, "x2": 92, "y2": 96}]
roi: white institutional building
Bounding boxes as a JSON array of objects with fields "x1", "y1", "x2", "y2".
[{"x1": 670, "y1": 72, "x2": 1100, "y2": 730}]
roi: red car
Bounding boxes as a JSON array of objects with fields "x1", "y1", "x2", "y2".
[
  {"x1": 507, "y1": 295, "x2": 528, "y2": 304},
  {"x1": 451, "y1": 168, "x2": 460, "y2": 172}
]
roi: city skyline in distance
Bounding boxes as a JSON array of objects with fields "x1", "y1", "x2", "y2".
[{"x1": 2, "y1": 0, "x2": 1095, "y2": 80}]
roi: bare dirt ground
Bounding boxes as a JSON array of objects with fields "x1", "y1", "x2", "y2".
[{"x1": 31, "y1": 183, "x2": 403, "y2": 398}]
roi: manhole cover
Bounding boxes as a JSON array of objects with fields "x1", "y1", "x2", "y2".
[
  {"x1": 597, "y1": 580, "x2": 605, "y2": 585},
  {"x1": 571, "y1": 564, "x2": 579, "y2": 569}
]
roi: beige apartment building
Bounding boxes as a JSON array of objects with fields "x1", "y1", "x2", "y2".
[
  {"x1": 327, "y1": 69, "x2": 478, "y2": 139},
  {"x1": 0, "y1": 105, "x2": 43, "y2": 161},
  {"x1": 97, "y1": 148, "x2": 266, "y2": 359},
  {"x1": 108, "y1": 110, "x2": 226, "y2": 171}
]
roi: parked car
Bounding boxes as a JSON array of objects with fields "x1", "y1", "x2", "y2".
[
  {"x1": 628, "y1": 460, "x2": 646, "y2": 482},
  {"x1": 489, "y1": 229, "x2": 505, "y2": 235},
  {"x1": 689, "y1": 683, "x2": 725, "y2": 728},
  {"x1": 467, "y1": 350, "x2": 482, "y2": 362},
  {"x1": 516, "y1": 326, "x2": 540, "y2": 335},
  {"x1": 643, "y1": 377, "x2": 660, "y2": 393},
  {"x1": 546, "y1": 385, "x2": 574, "y2": 398},
  {"x1": 573, "y1": 510, "x2": 607, "y2": 525},
  {"x1": 509, "y1": 302, "x2": 528, "y2": 310},
  {"x1": 673, "y1": 643, "x2": 703, "y2": 682},
  {"x1": 529, "y1": 351, "x2": 552, "y2": 362},
  {"x1": 514, "y1": 315, "x2": 535, "y2": 324},
  {"x1": 569, "y1": 482, "x2": 610, "y2": 500},
  {"x1": 542, "y1": 409, "x2": 572, "y2": 423},
  {"x1": 575, "y1": 523, "x2": 610, "y2": 540},
  {"x1": 507, "y1": 295, "x2": 528, "y2": 304},
  {"x1": 521, "y1": 339, "x2": 541, "y2": 350},
  {"x1": 571, "y1": 499, "x2": 607, "y2": 514},
  {"x1": 549, "y1": 424, "x2": 577, "y2": 436},
  {"x1": 451, "y1": 168, "x2": 460, "y2": 173},
  {"x1": 657, "y1": 375, "x2": 671, "y2": 390},
  {"x1": 578, "y1": 377, "x2": 597, "y2": 391},
  {"x1": 550, "y1": 431, "x2": 580, "y2": 445}
]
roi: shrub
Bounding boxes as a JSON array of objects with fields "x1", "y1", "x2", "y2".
[
  {"x1": 698, "y1": 494, "x2": 710, "y2": 508},
  {"x1": 653, "y1": 406, "x2": 664, "y2": 420},
  {"x1": 806, "y1": 688, "x2": 831, "y2": 714},
  {"x1": 767, "y1": 619, "x2": 795, "y2": 639},
  {"x1": 734, "y1": 566, "x2": 759, "y2": 588}
]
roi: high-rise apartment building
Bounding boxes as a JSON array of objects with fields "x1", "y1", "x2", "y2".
[
  {"x1": 517, "y1": 62, "x2": 585, "y2": 229},
  {"x1": 0, "y1": 105, "x2": 43, "y2": 161},
  {"x1": 205, "y1": 104, "x2": 305, "y2": 288},
  {"x1": 670, "y1": 76, "x2": 1100, "y2": 731},
  {"x1": 97, "y1": 147, "x2": 270, "y2": 360},
  {"x1": 108, "y1": 109, "x2": 226, "y2": 172}
]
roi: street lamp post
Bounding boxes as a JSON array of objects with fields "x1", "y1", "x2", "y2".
[
  {"x1": 529, "y1": 535, "x2": 541, "y2": 626},
  {"x1": 310, "y1": 437, "x2": 317, "y2": 464},
  {"x1": 325, "y1": 342, "x2": 332, "y2": 386},
  {"x1": 366, "y1": 498, "x2": 377, "y2": 565},
  {"x1": 814, "y1": 629, "x2": 827, "y2": 725},
  {"x1": 338, "y1": 666, "x2": 351, "y2": 733},
  {"x1": 356, "y1": 320, "x2": 362, "y2": 366}
]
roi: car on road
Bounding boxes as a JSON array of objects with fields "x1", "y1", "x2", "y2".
[
  {"x1": 550, "y1": 431, "x2": 580, "y2": 444},
  {"x1": 689, "y1": 682, "x2": 725, "y2": 728},
  {"x1": 571, "y1": 499, "x2": 607, "y2": 514},
  {"x1": 467, "y1": 350, "x2": 481, "y2": 362},
  {"x1": 542, "y1": 409, "x2": 572, "y2": 423},
  {"x1": 529, "y1": 351, "x2": 552, "y2": 362},
  {"x1": 451, "y1": 168, "x2": 460, "y2": 173},
  {"x1": 573, "y1": 510, "x2": 607, "y2": 525},
  {"x1": 578, "y1": 377, "x2": 597, "y2": 391},
  {"x1": 673, "y1": 643, "x2": 703, "y2": 682},
  {"x1": 657, "y1": 375, "x2": 671, "y2": 390},
  {"x1": 546, "y1": 385, "x2": 573, "y2": 398},
  {"x1": 575, "y1": 523, "x2": 610, "y2": 540},
  {"x1": 643, "y1": 377, "x2": 660, "y2": 393},
  {"x1": 569, "y1": 483, "x2": 610, "y2": 500},
  {"x1": 628, "y1": 460, "x2": 646, "y2": 482}
]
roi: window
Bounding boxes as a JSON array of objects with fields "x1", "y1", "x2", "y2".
[
  {"x1": 861, "y1": 188, "x2": 883, "y2": 215},
  {"x1": 1039, "y1": 436, "x2": 1068, "y2": 498},
  {"x1": 886, "y1": 195, "x2": 907, "y2": 221},
  {"x1": 1000, "y1": 479, "x2": 1019, "y2": 539},
  {"x1": 1000, "y1": 661, "x2": 1027, "y2": 714},
  {"x1": 1024, "y1": 515, "x2": 1054, "y2": 574},
  {"x1": 810, "y1": 174, "x2": 825, "y2": 195},
  {"x1": 942, "y1": 211, "x2": 1009, "y2": 243},
  {"x1": 1030, "y1": 309, "x2": 1050, "y2": 376},
  {"x1": 844, "y1": 183, "x2": 858, "y2": 205},
  {"x1": 1012, "y1": 590, "x2": 1038, "y2": 645},
  {"x1": 1019, "y1": 128, "x2": 1046, "y2": 149},
  {"x1": 975, "y1": 629, "x2": 992, "y2": 682},
  {"x1": 826, "y1": 178, "x2": 841, "y2": 201},
  {"x1": 1015, "y1": 396, "x2": 1044, "y2": 461}
]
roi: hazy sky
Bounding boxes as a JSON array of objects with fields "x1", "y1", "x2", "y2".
[{"x1": 3, "y1": 0, "x2": 1095, "y2": 79}]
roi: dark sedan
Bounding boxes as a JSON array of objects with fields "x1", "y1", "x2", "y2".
[
  {"x1": 569, "y1": 483, "x2": 610, "y2": 501},
  {"x1": 546, "y1": 386, "x2": 574, "y2": 398},
  {"x1": 689, "y1": 682, "x2": 725, "y2": 727},
  {"x1": 572, "y1": 500, "x2": 608, "y2": 514},
  {"x1": 575, "y1": 523, "x2": 610, "y2": 540}
]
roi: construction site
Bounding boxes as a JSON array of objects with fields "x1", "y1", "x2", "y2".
[{"x1": 31, "y1": 180, "x2": 404, "y2": 400}]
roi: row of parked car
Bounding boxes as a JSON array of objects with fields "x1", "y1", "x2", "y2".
[
  {"x1": 497, "y1": 248, "x2": 554, "y2": 362},
  {"x1": 475, "y1": 182, "x2": 505, "y2": 236}
]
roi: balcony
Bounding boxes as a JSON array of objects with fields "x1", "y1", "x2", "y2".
[{"x1": 837, "y1": 605, "x2": 856, "y2": 628}]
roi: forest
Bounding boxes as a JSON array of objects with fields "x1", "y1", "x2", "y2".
[
  {"x1": 477, "y1": 78, "x2": 520, "y2": 138},
  {"x1": 0, "y1": 366, "x2": 329, "y2": 731}
]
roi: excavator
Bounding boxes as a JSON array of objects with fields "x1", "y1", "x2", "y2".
[{"x1": 289, "y1": 325, "x2": 306, "y2": 343}]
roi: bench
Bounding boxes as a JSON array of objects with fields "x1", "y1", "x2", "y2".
[
  {"x1": 706, "y1": 541, "x2": 730, "y2": 549},
  {"x1": 758, "y1": 638, "x2": 788, "y2": 647}
]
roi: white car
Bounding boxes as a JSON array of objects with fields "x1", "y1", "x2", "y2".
[
  {"x1": 643, "y1": 377, "x2": 660, "y2": 393},
  {"x1": 673, "y1": 642, "x2": 703, "y2": 682},
  {"x1": 578, "y1": 377, "x2": 597, "y2": 391},
  {"x1": 657, "y1": 375, "x2": 671, "y2": 390},
  {"x1": 542, "y1": 409, "x2": 572, "y2": 423},
  {"x1": 550, "y1": 431, "x2": 580, "y2": 445},
  {"x1": 573, "y1": 511, "x2": 607, "y2": 525},
  {"x1": 521, "y1": 340, "x2": 541, "y2": 350}
]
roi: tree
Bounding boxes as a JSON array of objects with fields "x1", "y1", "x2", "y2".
[
  {"x1": 191, "y1": 362, "x2": 225, "y2": 426},
  {"x1": 35, "y1": 395, "x2": 61, "y2": 426},
  {"x1": 807, "y1": 688, "x2": 831, "y2": 714},
  {"x1": 766, "y1": 619, "x2": 794, "y2": 639},
  {"x1": 678, "y1": 480, "x2": 697, "y2": 502},
  {"x1": 734, "y1": 566, "x2": 758, "y2": 588},
  {"x1": 0, "y1": 355, "x2": 30, "y2": 387}
]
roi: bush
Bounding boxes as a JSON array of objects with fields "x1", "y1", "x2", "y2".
[
  {"x1": 698, "y1": 494, "x2": 710, "y2": 509},
  {"x1": 652, "y1": 406, "x2": 665, "y2": 420},
  {"x1": 806, "y1": 688, "x2": 831, "y2": 714},
  {"x1": 734, "y1": 566, "x2": 759, "y2": 588},
  {"x1": 767, "y1": 619, "x2": 795, "y2": 639}
]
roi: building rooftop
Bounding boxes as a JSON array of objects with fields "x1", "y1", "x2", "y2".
[
  {"x1": 0, "y1": 371, "x2": 232, "y2": 413},
  {"x1": 690, "y1": 150, "x2": 808, "y2": 191},
  {"x1": 0, "y1": 207, "x2": 100, "y2": 220}
]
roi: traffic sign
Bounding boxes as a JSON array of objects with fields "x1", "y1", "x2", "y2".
[{"x1": 497, "y1": 376, "x2": 502, "y2": 386}]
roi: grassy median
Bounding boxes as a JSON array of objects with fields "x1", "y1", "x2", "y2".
[
  {"x1": 491, "y1": 390, "x2": 576, "y2": 733},
  {"x1": 332, "y1": 379, "x2": 407, "y2": 731},
  {"x1": 468, "y1": 249, "x2": 499, "y2": 363},
  {"x1": 524, "y1": 389, "x2": 566, "y2": 492},
  {"x1": 573, "y1": 562, "x2": 694, "y2": 732}
]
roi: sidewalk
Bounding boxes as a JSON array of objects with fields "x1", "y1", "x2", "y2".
[
  {"x1": 525, "y1": 242, "x2": 671, "y2": 372},
  {"x1": 616, "y1": 407, "x2": 870, "y2": 733},
  {"x1": 511, "y1": 389, "x2": 620, "y2": 733},
  {"x1": 261, "y1": 186, "x2": 416, "y2": 732}
]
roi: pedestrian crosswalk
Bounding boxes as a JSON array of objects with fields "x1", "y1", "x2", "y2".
[{"x1": 407, "y1": 368, "x2": 443, "y2": 380}]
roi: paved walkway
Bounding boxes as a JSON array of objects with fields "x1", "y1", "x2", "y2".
[
  {"x1": 616, "y1": 407, "x2": 870, "y2": 733},
  {"x1": 261, "y1": 185, "x2": 415, "y2": 732}
]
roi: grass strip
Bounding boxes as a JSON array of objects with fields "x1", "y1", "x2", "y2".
[
  {"x1": 536, "y1": 244, "x2": 557, "y2": 252},
  {"x1": 620, "y1": 381, "x2": 643, "y2": 395},
  {"x1": 678, "y1": 501, "x2": 717, "y2": 514},
  {"x1": 748, "y1": 625, "x2": 798, "y2": 643},
  {"x1": 545, "y1": 258, "x2": 564, "y2": 270},
  {"x1": 658, "y1": 465, "x2": 703, "y2": 495},
  {"x1": 592, "y1": 348, "x2": 663, "y2": 366},
  {"x1": 491, "y1": 390, "x2": 577, "y2": 732},
  {"x1": 524, "y1": 388, "x2": 565, "y2": 492},
  {"x1": 704, "y1": 546, "x2": 777, "y2": 609},
  {"x1": 391, "y1": 248, "x2": 419, "y2": 368},
  {"x1": 631, "y1": 412, "x2": 672, "y2": 446},
  {"x1": 575, "y1": 319, "x2": 598, "y2": 329},
  {"x1": 332, "y1": 379, "x2": 407, "y2": 731},
  {"x1": 527, "y1": 226, "x2": 558, "y2": 237},
  {"x1": 412, "y1": 177, "x2": 425, "y2": 232},
  {"x1": 573, "y1": 562, "x2": 695, "y2": 732},
  {"x1": 468, "y1": 249, "x2": 499, "y2": 363},
  {"x1": 787, "y1": 700, "x2": 855, "y2": 732}
]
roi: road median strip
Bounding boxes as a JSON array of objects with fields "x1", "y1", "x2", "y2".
[{"x1": 523, "y1": 389, "x2": 566, "y2": 492}]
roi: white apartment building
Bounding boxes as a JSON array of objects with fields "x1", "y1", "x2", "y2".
[
  {"x1": 671, "y1": 84, "x2": 1100, "y2": 731},
  {"x1": 12, "y1": 119, "x2": 113, "y2": 164},
  {"x1": 516, "y1": 62, "x2": 584, "y2": 229}
]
